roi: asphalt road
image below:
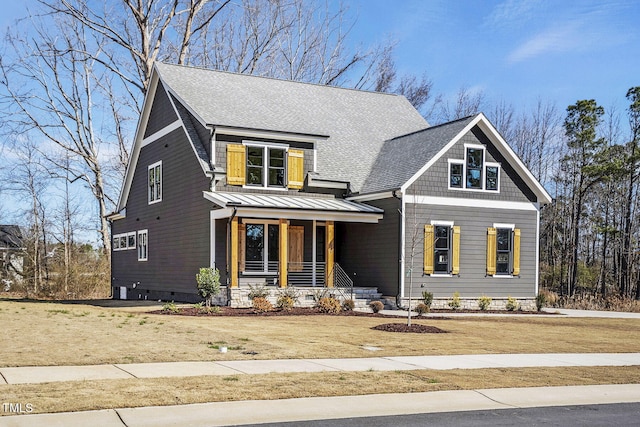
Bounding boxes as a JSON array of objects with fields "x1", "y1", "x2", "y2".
[{"x1": 245, "y1": 402, "x2": 640, "y2": 427}]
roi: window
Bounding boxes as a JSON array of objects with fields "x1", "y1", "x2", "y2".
[
  {"x1": 137, "y1": 230, "x2": 148, "y2": 261},
  {"x1": 246, "y1": 145, "x2": 286, "y2": 188},
  {"x1": 496, "y1": 228, "x2": 512, "y2": 274},
  {"x1": 127, "y1": 232, "x2": 136, "y2": 249},
  {"x1": 449, "y1": 162, "x2": 463, "y2": 188},
  {"x1": 424, "y1": 223, "x2": 460, "y2": 275},
  {"x1": 148, "y1": 161, "x2": 162, "y2": 203},
  {"x1": 434, "y1": 225, "x2": 451, "y2": 273},
  {"x1": 466, "y1": 147, "x2": 483, "y2": 189},
  {"x1": 113, "y1": 233, "x2": 136, "y2": 251},
  {"x1": 244, "y1": 222, "x2": 279, "y2": 272},
  {"x1": 486, "y1": 165, "x2": 499, "y2": 191},
  {"x1": 448, "y1": 145, "x2": 500, "y2": 192},
  {"x1": 487, "y1": 225, "x2": 520, "y2": 276}
]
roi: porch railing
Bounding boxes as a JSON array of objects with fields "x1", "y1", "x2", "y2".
[
  {"x1": 333, "y1": 262, "x2": 354, "y2": 300},
  {"x1": 288, "y1": 262, "x2": 326, "y2": 287}
]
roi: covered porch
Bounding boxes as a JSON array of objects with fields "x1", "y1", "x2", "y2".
[{"x1": 205, "y1": 192, "x2": 383, "y2": 296}]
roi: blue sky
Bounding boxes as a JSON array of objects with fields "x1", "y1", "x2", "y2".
[
  {"x1": 347, "y1": 0, "x2": 639, "y2": 112},
  {"x1": 3, "y1": 0, "x2": 638, "y2": 112}
]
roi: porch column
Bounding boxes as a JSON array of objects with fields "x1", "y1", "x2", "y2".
[
  {"x1": 230, "y1": 216, "x2": 239, "y2": 288},
  {"x1": 279, "y1": 218, "x2": 288, "y2": 288},
  {"x1": 325, "y1": 221, "x2": 334, "y2": 287}
]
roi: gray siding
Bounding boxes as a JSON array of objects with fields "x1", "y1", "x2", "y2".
[
  {"x1": 144, "y1": 82, "x2": 178, "y2": 138},
  {"x1": 337, "y1": 198, "x2": 400, "y2": 296},
  {"x1": 407, "y1": 126, "x2": 536, "y2": 203},
  {"x1": 403, "y1": 203, "x2": 538, "y2": 298},
  {"x1": 112, "y1": 126, "x2": 211, "y2": 298}
]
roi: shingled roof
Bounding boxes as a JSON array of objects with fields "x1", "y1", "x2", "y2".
[
  {"x1": 0, "y1": 225, "x2": 23, "y2": 250},
  {"x1": 155, "y1": 63, "x2": 428, "y2": 193},
  {"x1": 360, "y1": 115, "x2": 477, "y2": 195}
]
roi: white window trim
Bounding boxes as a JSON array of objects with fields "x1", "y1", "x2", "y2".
[
  {"x1": 113, "y1": 233, "x2": 136, "y2": 251},
  {"x1": 493, "y1": 223, "x2": 515, "y2": 277},
  {"x1": 137, "y1": 229, "x2": 148, "y2": 261},
  {"x1": 242, "y1": 219, "x2": 280, "y2": 274},
  {"x1": 126, "y1": 232, "x2": 136, "y2": 250},
  {"x1": 485, "y1": 162, "x2": 501, "y2": 192},
  {"x1": 430, "y1": 220, "x2": 454, "y2": 275},
  {"x1": 148, "y1": 161, "x2": 162, "y2": 204},
  {"x1": 448, "y1": 144, "x2": 501, "y2": 193},
  {"x1": 447, "y1": 159, "x2": 464, "y2": 190},
  {"x1": 242, "y1": 141, "x2": 289, "y2": 190}
]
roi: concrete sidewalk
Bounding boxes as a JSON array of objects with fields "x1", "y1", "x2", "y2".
[
  {"x1": 1, "y1": 352, "x2": 639, "y2": 385},
  {"x1": 2, "y1": 384, "x2": 640, "y2": 426}
]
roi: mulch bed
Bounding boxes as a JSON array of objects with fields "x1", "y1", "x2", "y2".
[
  {"x1": 371, "y1": 323, "x2": 448, "y2": 333},
  {"x1": 151, "y1": 306, "x2": 388, "y2": 317}
]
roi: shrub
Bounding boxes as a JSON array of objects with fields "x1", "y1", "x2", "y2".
[
  {"x1": 194, "y1": 302, "x2": 220, "y2": 314},
  {"x1": 161, "y1": 301, "x2": 180, "y2": 314},
  {"x1": 196, "y1": 267, "x2": 221, "y2": 307},
  {"x1": 505, "y1": 296, "x2": 519, "y2": 311},
  {"x1": 539, "y1": 288, "x2": 559, "y2": 307},
  {"x1": 252, "y1": 296, "x2": 273, "y2": 313},
  {"x1": 421, "y1": 291, "x2": 434, "y2": 308},
  {"x1": 448, "y1": 292, "x2": 461, "y2": 310},
  {"x1": 415, "y1": 303, "x2": 429, "y2": 315},
  {"x1": 478, "y1": 295, "x2": 492, "y2": 311},
  {"x1": 369, "y1": 300, "x2": 384, "y2": 313},
  {"x1": 342, "y1": 299, "x2": 355, "y2": 311},
  {"x1": 247, "y1": 284, "x2": 269, "y2": 300},
  {"x1": 535, "y1": 293, "x2": 546, "y2": 312},
  {"x1": 317, "y1": 296, "x2": 342, "y2": 314},
  {"x1": 276, "y1": 288, "x2": 299, "y2": 311}
]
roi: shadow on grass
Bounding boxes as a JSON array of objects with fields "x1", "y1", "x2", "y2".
[{"x1": 0, "y1": 296, "x2": 163, "y2": 308}]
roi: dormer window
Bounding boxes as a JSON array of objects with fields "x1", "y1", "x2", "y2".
[
  {"x1": 226, "y1": 143, "x2": 304, "y2": 190},
  {"x1": 448, "y1": 145, "x2": 500, "y2": 192},
  {"x1": 247, "y1": 145, "x2": 286, "y2": 188}
]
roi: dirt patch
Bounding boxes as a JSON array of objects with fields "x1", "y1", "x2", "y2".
[{"x1": 372, "y1": 323, "x2": 447, "y2": 333}]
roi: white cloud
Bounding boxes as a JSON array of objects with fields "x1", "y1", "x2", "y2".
[
  {"x1": 507, "y1": 21, "x2": 583, "y2": 63},
  {"x1": 485, "y1": 0, "x2": 543, "y2": 30}
]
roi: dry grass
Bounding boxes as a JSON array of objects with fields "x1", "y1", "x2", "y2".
[
  {"x1": 2, "y1": 298, "x2": 640, "y2": 367},
  {"x1": 2, "y1": 366, "x2": 640, "y2": 416}
]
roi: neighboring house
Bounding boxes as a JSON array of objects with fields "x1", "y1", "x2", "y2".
[
  {"x1": 109, "y1": 63, "x2": 551, "y2": 309},
  {"x1": 0, "y1": 225, "x2": 24, "y2": 289}
]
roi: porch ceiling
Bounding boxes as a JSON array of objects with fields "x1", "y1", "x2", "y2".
[{"x1": 203, "y1": 191, "x2": 383, "y2": 223}]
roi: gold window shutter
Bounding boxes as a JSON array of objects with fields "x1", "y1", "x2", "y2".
[
  {"x1": 452, "y1": 226, "x2": 461, "y2": 275},
  {"x1": 226, "y1": 144, "x2": 246, "y2": 185},
  {"x1": 288, "y1": 226, "x2": 304, "y2": 272},
  {"x1": 513, "y1": 228, "x2": 521, "y2": 276},
  {"x1": 423, "y1": 224, "x2": 434, "y2": 275},
  {"x1": 487, "y1": 227, "x2": 497, "y2": 276},
  {"x1": 287, "y1": 149, "x2": 304, "y2": 189}
]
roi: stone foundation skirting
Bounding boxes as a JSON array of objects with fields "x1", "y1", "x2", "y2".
[
  {"x1": 228, "y1": 286, "x2": 352, "y2": 308},
  {"x1": 400, "y1": 297, "x2": 537, "y2": 312}
]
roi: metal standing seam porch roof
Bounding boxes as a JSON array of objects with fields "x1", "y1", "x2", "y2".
[{"x1": 203, "y1": 192, "x2": 383, "y2": 223}]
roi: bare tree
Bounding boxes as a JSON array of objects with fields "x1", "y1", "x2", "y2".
[
  {"x1": 0, "y1": 13, "x2": 116, "y2": 254},
  {"x1": 3, "y1": 141, "x2": 50, "y2": 294},
  {"x1": 436, "y1": 85, "x2": 486, "y2": 123}
]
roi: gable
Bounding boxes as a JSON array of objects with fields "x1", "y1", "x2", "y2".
[
  {"x1": 396, "y1": 114, "x2": 551, "y2": 205},
  {"x1": 144, "y1": 81, "x2": 178, "y2": 138},
  {"x1": 406, "y1": 125, "x2": 536, "y2": 203}
]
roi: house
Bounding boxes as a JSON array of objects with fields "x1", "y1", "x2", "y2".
[
  {"x1": 109, "y1": 63, "x2": 551, "y2": 309},
  {"x1": 0, "y1": 225, "x2": 24, "y2": 289}
]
